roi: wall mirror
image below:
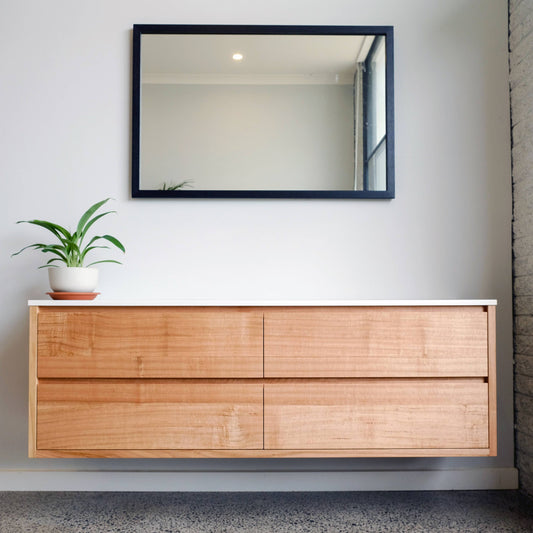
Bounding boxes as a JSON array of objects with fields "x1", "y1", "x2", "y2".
[{"x1": 132, "y1": 25, "x2": 394, "y2": 199}]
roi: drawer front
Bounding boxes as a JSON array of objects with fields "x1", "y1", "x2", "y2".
[
  {"x1": 264, "y1": 307, "x2": 489, "y2": 377},
  {"x1": 264, "y1": 380, "x2": 489, "y2": 450},
  {"x1": 37, "y1": 380, "x2": 263, "y2": 450},
  {"x1": 37, "y1": 307, "x2": 263, "y2": 378}
]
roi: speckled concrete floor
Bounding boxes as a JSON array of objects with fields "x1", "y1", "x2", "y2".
[{"x1": 0, "y1": 490, "x2": 531, "y2": 532}]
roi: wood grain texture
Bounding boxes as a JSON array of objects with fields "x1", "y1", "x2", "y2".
[
  {"x1": 264, "y1": 307, "x2": 489, "y2": 377},
  {"x1": 30, "y1": 304, "x2": 496, "y2": 459},
  {"x1": 28, "y1": 306, "x2": 38, "y2": 457},
  {"x1": 264, "y1": 379, "x2": 489, "y2": 450},
  {"x1": 37, "y1": 307, "x2": 263, "y2": 378},
  {"x1": 37, "y1": 380, "x2": 263, "y2": 450},
  {"x1": 487, "y1": 305, "x2": 497, "y2": 456}
]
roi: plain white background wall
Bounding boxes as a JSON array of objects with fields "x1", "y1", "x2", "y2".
[{"x1": 0, "y1": 0, "x2": 514, "y2": 487}]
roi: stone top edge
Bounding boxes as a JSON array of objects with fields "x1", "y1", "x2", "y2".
[{"x1": 28, "y1": 299, "x2": 498, "y2": 307}]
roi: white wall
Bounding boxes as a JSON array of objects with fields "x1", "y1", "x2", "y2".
[
  {"x1": 0, "y1": 0, "x2": 515, "y2": 490},
  {"x1": 141, "y1": 83, "x2": 355, "y2": 190}
]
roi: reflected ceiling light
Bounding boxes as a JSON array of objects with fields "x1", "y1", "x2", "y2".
[{"x1": 232, "y1": 52, "x2": 244, "y2": 61}]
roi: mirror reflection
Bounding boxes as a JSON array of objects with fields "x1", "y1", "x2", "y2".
[{"x1": 132, "y1": 26, "x2": 394, "y2": 198}]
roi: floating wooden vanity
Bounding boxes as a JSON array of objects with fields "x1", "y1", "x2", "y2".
[{"x1": 28, "y1": 300, "x2": 497, "y2": 458}]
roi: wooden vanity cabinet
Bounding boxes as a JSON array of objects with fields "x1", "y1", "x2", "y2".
[{"x1": 29, "y1": 303, "x2": 497, "y2": 458}]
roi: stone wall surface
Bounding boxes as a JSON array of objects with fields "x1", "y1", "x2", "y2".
[{"x1": 510, "y1": 0, "x2": 533, "y2": 498}]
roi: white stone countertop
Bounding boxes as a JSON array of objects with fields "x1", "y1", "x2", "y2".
[{"x1": 28, "y1": 299, "x2": 498, "y2": 307}]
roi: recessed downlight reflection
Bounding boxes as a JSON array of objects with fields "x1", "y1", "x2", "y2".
[{"x1": 232, "y1": 52, "x2": 244, "y2": 61}]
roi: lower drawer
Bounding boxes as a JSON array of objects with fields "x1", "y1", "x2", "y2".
[
  {"x1": 264, "y1": 379, "x2": 489, "y2": 450},
  {"x1": 36, "y1": 380, "x2": 263, "y2": 450}
]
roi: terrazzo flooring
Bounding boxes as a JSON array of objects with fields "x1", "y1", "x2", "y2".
[{"x1": 0, "y1": 490, "x2": 532, "y2": 532}]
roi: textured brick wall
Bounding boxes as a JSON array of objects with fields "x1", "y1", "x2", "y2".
[{"x1": 510, "y1": 0, "x2": 533, "y2": 498}]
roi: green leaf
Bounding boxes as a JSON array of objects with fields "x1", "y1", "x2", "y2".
[
  {"x1": 85, "y1": 259, "x2": 123, "y2": 267},
  {"x1": 40, "y1": 246, "x2": 66, "y2": 258},
  {"x1": 80, "y1": 245, "x2": 110, "y2": 262},
  {"x1": 16, "y1": 219, "x2": 72, "y2": 244},
  {"x1": 39, "y1": 247, "x2": 68, "y2": 259},
  {"x1": 78, "y1": 211, "x2": 116, "y2": 244},
  {"x1": 11, "y1": 243, "x2": 48, "y2": 257},
  {"x1": 45, "y1": 257, "x2": 64, "y2": 265},
  {"x1": 84, "y1": 234, "x2": 125, "y2": 254},
  {"x1": 75, "y1": 198, "x2": 111, "y2": 239},
  {"x1": 100, "y1": 234, "x2": 125, "y2": 253},
  {"x1": 38, "y1": 257, "x2": 65, "y2": 268},
  {"x1": 38, "y1": 256, "x2": 68, "y2": 268},
  {"x1": 12, "y1": 243, "x2": 67, "y2": 261}
]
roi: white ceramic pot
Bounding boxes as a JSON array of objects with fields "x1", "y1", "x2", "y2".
[{"x1": 48, "y1": 267, "x2": 99, "y2": 292}]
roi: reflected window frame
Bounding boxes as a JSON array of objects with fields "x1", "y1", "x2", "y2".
[
  {"x1": 363, "y1": 35, "x2": 388, "y2": 192},
  {"x1": 132, "y1": 24, "x2": 395, "y2": 199}
]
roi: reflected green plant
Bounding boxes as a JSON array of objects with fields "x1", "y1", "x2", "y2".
[{"x1": 159, "y1": 180, "x2": 193, "y2": 191}]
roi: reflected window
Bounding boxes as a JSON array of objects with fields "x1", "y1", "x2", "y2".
[{"x1": 364, "y1": 36, "x2": 387, "y2": 191}]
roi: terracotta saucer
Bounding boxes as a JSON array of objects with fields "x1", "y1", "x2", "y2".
[{"x1": 46, "y1": 292, "x2": 100, "y2": 301}]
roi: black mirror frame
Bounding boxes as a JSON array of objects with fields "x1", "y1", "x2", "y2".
[{"x1": 132, "y1": 24, "x2": 395, "y2": 199}]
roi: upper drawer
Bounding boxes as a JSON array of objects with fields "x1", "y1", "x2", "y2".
[
  {"x1": 264, "y1": 306, "x2": 490, "y2": 377},
  {"x1": 36, "y1": 307, "x2": 263, "y2": 378}
]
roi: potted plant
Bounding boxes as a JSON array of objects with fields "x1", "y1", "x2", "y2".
[{"x1": 12, "y1": 198, "x2": 125, "y2": 294}]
